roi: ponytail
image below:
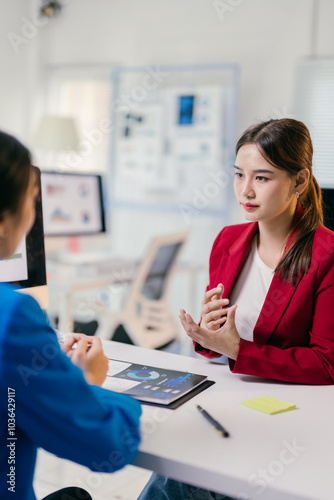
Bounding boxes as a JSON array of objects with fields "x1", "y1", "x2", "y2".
[{"x1": 276, "y1": 176, "x2": 323, "y2": 286}]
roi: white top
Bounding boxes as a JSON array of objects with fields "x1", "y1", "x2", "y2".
[{"x1": 229, "y1": 237, "x2": 274, "y2": 342}]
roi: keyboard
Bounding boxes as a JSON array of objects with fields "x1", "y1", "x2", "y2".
[{"x1": 54, "y1": 250, "x2": 121, "y2": 265}]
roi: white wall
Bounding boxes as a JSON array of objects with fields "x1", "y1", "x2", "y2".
[
  {"x1": 2, "y1": 0, "x2": 334, "y2": 145},
  {"x1": 39, "y1": 0, "x2": 321, "y2": 132},
  {"x1": 316, "y1": 0, "x2": 334, "y2": 57},
  {"x1": 0, "y1": 0, "x2": 47, "y2": 141},
  {"x1": 0, "y1": 0, "x2": 31, "y2": 138}
]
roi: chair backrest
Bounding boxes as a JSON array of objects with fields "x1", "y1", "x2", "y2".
[{"x1": 119, "y1": 231, "x2": 189, "y2": 348}]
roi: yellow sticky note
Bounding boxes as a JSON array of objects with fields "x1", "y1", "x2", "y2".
[{"x1": 241, "y1": 396, "x2": 296, "y2": 415}]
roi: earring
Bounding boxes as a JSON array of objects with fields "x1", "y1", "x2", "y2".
[{"x1": 295, "y1": 191, "x2": 300, "y2": 199}]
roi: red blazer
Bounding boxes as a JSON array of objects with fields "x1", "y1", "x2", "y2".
[{"x1": 195, "y1": 222, "x2": 334, "y2": 384}]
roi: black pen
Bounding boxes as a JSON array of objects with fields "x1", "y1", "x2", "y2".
[{"x1": 196, "y1": 404, "x2": 230, "y2": 438}]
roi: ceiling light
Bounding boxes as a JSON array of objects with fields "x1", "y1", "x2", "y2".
[{"x1": 40, "y1": 1, "x2": 62, "y2": 18}]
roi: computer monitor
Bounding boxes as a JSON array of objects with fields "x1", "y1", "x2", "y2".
[
  {"x1": 0, "y1": 166, "x2": 48, "y2": 309},
  {"x1": 322, "y1": 188, "x2": 334, "y2": 232},
  {"x1": 40, "y1": 171, "x2": 106, "y2": 236}
]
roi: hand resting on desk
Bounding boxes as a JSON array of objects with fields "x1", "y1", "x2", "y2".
[{"x1": 61, "y1": 333, "x2": 109, "y2": 386}]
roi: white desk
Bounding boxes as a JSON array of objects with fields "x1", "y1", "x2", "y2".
[{"x1": 102, "y1": 341, "x2": 334, "y2": 500}]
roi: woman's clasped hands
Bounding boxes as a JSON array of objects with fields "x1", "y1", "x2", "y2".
[{"x1": 179, "y1": 283, "x2": 241, "y2": 360}]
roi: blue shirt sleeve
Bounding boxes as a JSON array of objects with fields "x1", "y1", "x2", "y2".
[{"x1": 0, "y1": 289, "x2": 141, "y2": 472}]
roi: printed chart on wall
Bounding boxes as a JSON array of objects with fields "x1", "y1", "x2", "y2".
[
  {"x1": 0, "y1": 237, "x2": 28, "y2": 283},
  {"x1": 113, "y1": 86, "x2": 228, "y2": 210},
  {"x1": 103, "y1": 359, "x2": 208, "y2": 406}
]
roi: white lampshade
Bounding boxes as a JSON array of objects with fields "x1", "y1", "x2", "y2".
[{"x1": 32, "y1": 115, "x2": 79, "y2": 151}]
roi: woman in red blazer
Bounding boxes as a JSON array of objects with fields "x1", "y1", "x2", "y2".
[
  {"x1": 180, "y1": 118, "x2": 334, "y2": 385},
  {"x1": 139, "y1": 119, "x2": 334, "y2": 499}
]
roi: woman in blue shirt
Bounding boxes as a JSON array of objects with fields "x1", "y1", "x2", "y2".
[{"x1": 0, "y1": 130, "x2": 142, "y2": 500}]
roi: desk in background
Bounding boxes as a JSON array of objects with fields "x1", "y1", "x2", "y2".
[
  {"x1": 46, "y1": 255, "x2": 205, "y2": 339},
  {"x1": 103, "y1": 341, "x2": 334, "y2": 500},
  {"x1": 46, "y1": 255, "x2": 138, "y2": 333}
]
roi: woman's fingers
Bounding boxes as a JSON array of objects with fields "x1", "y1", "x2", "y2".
[
  {"x1": 203, "y1": 298, "x2": 229, "y2": 314},
  {"x1": 226, "y1": 304, "x2": 238, "y2": 324},
  {"x1": 85, "y1": 336, "x2": 102, "y2": 358},
  {"x1": 70, "y1": 337, "x2": 91, "y2": 363},
  {"x1": 202, "y1": 284, "x2": 224, "y2": 305},
  {"x1": 61, "y1": 334, "x2": 80, "y2": 353},
  {"x1": 179, "y1": 310, "x2": 206, "y2": 343},
  {"x1": 179, "y1": 310, "x2": 195, "y2": 336}
]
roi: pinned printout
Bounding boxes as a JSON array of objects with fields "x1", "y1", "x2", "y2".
[{"x1": 241, "y1": 396, "x2": 296, "y2": 415}]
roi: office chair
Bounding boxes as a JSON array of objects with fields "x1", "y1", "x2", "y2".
[{"x1": 110, "y1": 231, "x2": 189, "y2": 350}]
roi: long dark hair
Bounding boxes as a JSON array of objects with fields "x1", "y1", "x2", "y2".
[
  {"x1": 0, "y1": 131, "x2": 32, "y2": 215},
  {"x1": 236, "y1": 118, "x2": 323, "y2": 286}
]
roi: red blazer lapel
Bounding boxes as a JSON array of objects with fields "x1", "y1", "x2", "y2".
[
  {"x1": 253, "y1": 274, "x2": 300, "y2": 345},
  {"x1": 214, "y1": 221, "x2": 303, "y2": 346},
  {"x1": 253, "y1": 215, "x2": 303, "y2": 345}
]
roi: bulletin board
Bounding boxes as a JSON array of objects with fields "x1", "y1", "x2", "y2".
[{"x1": 109, "y1": 64, "x2": 239, "y2": 219}]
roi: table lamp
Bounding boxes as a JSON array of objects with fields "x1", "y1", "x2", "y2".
[
  {"x1": 32, "y1": 114, "x2": 79, "y2": 152},
  {"x1": 32, "y1": 114, "x2": 81, "y2": 253}
]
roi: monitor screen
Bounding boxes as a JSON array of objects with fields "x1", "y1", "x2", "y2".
[
  {"x1": 0, "y1": 166, "x2": 48, "y2": 309},
  {"x1": 322, "y1": 188, "x2": 334, "y2": 232},
  {"x1": 41, "y1": 172, "x2": 106, "y2": 236}
]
